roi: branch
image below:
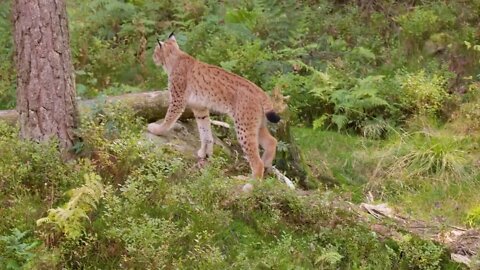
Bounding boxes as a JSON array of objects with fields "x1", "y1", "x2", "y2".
[
  {"x1": 271, "y1": 166, "x2": 295, "y2": 189},
  {"x1": 210, "y1": 120, "x2": 231, "y2": 129}
]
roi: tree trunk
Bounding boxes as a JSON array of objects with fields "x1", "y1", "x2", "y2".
[
  {"x1": 273, "y1": 118, "x2": 316, "y2": 189},
  {"x1": 13, "y1": 0, "x2": 78, "y2": 150}
]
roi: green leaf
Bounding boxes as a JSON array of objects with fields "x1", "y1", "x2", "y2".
[
  {"x1": 315, "y1": 250, "x2": 343, "y2": 265},
  {"x1": 220, "y1": 60, "x2": 238, "y2": 71},
  {"x1": 313, "y1": 115, "x2": 328, "y2": 130},
  {"x1": 353, "y1": 46, "x2": 376, "y2": 60},
  {"x1": 332, "y1": 114, "x2": 348, "y2": 130},
  {"x1": 464, "y1": 40, "x2": 472, "y2": 49}
]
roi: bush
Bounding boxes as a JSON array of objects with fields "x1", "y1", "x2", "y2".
[
  {"x1": 449, "y1": 83, "x2": 480, "y2": 134},
  {"x1": 398, "y1": 234, "x2": 446, "y2": 270},
  {"x1": 0, "y1": 107, "x2": 464, "y2": 269},
  {"x1": 396, "y1": 70, "x2": 449, "y2": 116},
  {"x1": 397, "y1": 8, "x2": 441, "y2": 39},
  {"x1": 0, "y1": 122, "x2": 86, "y2": 196},
  {"x1": 77, "y1": 103, "x2": 147, "y2": 181}
]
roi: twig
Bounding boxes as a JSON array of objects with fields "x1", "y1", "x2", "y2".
[
  {"x1": 210, "y1": 120, "x2": 231, "y2": 129},
  {"x1": 271, "y1": 166, "x2": 295, "y2": 190},
  {"x1": 450, "y1": 253, "x2": 471, "y2": 267}
]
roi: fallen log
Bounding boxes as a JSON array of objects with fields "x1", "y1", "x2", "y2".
[
  {"x1": 0, "y1": 110, "x2": 17, "y2": 126},
  {"x1": 0, "y1": 90, "x2": 193, "y2": 125}
]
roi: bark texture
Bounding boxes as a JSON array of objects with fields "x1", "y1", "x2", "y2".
[
  {"x1": 13, "y1": 0, "x2": 78, "y2": 149},
  {"x1": 273, "y1": 118, "x2": 314, "y2": 189}
]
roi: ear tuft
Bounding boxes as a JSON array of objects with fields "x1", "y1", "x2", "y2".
[
  {"x1": 168, "y1": 31, "x2": 176, "y2": 41},
  {"x1": 157, "y1": 38, "x2": 162, "y2": 47}
]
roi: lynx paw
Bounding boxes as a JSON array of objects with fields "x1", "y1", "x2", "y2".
[
  {"x1": 242, "y1": 183, "x2": 254, "y2": 193},
  {"x1": 147, "y1": 123, "x2": 167, "y2": 136},
  {"x1": 196, "y1": 157, "x2": 209, "y2": 168}
]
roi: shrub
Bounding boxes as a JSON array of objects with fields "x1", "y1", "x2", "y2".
[
  {"x1": 0, "y1": 229, "x2": 39, "y2": 269},
  {"x1": 77, "y1": 103, "x2": 147, "y2": 181},
  {"x1": 449, "y1": 83, "x2": 480, "y2": 134},
  {"x1": 0, "y1": 0, "x2": 15, "y2": 110},
  {"x1": 466, "y1": 205, "x2": 480, "y2": 227},
  {"x1": 0, "y1": 115, "x2": 463, "y2": 269},
  {"x1": 398, "y1": 234, "x2": 446, "y2": 270},
  {"x1": 0, "y1": 123, "x2": 86, "y2": 196},
  {"x1": 396, "y1": 70, "x2": 449, "y2": 116},
  {"x1": 397, "y1": 8, "x2": 440, "y2": 39}
]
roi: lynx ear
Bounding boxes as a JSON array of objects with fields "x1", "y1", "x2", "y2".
[
  {"x1": 168, "y1": 32, "x2": 176, "y2": 41},
  {"x1": 156, "y1": 38, "x2": 162, "y2": 47}
]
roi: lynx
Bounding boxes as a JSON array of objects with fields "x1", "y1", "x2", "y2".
[{"x1": 147, "y1": 33, "x2": 280, "y2": 179}]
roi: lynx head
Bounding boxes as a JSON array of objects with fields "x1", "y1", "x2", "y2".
[{"x1": 153, "y1": 32, "x2": 180, "y2": 67}]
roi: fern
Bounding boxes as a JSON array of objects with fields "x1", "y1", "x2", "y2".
[
  {"x1": 322, "y1": 74, "x2": 390, "y2": 131},
  {"x1": 315, "y1": 247, "x2": 343, "y2": 267},
  {"x1": 331, "y1": 114, "x2": 349, "y2": 131},
  {"x1": 37, "y1": 173, "x2": 103, "y2": 240},
  {"x1": 0, "y1": 229, "x2": 39, "y2": 269}
]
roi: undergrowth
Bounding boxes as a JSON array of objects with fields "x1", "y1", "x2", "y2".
[{"x1": 0, "y1": 108, "x2": 465, "y2": 269}]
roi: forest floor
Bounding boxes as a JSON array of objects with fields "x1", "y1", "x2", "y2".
[{"x1": 0, "y1": 111, "x2": 477, "y2": 269}]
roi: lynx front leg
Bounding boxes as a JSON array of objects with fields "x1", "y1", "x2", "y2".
[
  {"x1": 148, "y1": 80, "x2": 187, "y2": 136},
  {"x1": 147, "y1": 101, "x2": 186, "y2": 135},
  {"x1": 192, "y1": 108, "x2": 213, "y2": 159}
]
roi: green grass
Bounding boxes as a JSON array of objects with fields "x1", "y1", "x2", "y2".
[
  {"x1": 392, "y1": 180, "x2": 480, "y2": 226},
  {"x1": 293, "y1": 128, "x2": 380, "y2": 202},
  {"x1": 294, "y1": 127, "x2": 480, "y2": 227}
]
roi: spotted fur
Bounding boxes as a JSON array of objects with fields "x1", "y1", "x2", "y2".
[{"x1": 147, "y1": 35, "x2": 280, "y2": 179}]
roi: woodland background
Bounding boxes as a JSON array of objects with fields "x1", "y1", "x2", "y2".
[{"x1": 1, "y1": 0, "x2": 480, "y2": 269}]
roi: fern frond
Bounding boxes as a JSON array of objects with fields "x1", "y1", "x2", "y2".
[{"x1": 37, "y1": 173, "x2": 103, "y2": 240}]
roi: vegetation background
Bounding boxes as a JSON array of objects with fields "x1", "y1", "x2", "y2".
[{"x1": 0, "y1": 0, "x2": 480, "y2": 269}]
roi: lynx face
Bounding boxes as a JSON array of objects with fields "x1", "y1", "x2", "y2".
[
  {"x1": 152, "y1": 36, "x2": 179, "y2": 68},
  {"x1": 152, "y1": 45, "x2": 164, "y2": 66}
]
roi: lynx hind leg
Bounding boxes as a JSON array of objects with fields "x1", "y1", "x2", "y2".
[
  {"x1": 258, "y1": 125, "x2": 277, "y2": 170},
  {"x1": 192, "y1": 108, "x2": 214, "y2": 159},
  {"x1": 234, "y1": 116, "x2": 264, "y2": 179}
]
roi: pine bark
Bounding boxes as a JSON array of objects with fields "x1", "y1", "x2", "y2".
[{"x1": 13, "y1": 0, "x2": 78, "y2": 149}]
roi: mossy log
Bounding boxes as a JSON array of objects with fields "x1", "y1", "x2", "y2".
[
  {"x1": 80, "y1": 90, "x2": 194, "y2": 122},
  {"x1": 0, "y1": 90, "x2": 193, "y2": 125},
  {"x1": 0, "y1": 110, "x2": 18, "y2": 126}
]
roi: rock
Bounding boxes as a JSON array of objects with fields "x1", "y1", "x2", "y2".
[{"x1": 144, "y1": 119, "x2": 232, "y2": 159}]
